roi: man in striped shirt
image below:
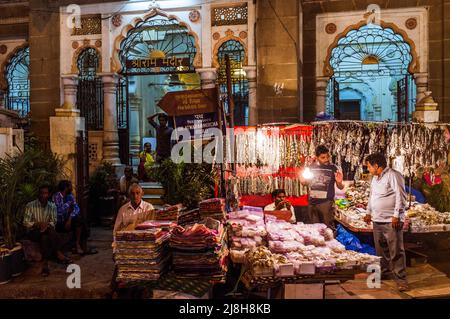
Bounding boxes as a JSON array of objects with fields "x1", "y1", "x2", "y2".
[{"x1": 24, "y1": 185, "x2": 71, "y2": 276}]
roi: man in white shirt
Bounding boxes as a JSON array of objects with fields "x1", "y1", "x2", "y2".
[
  {"x1": 114, "y1": 183, "x2": 155, "y2": 236},
  {"x1": 363, "y1": 153, "x2": 408, "y2": 292},
  {"x1": 264, "y1": 189, "x2": 296, "y2": 223}
]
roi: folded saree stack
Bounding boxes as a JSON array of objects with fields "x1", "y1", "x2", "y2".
[
  {"x1": 115, "y1": 229, "x2": 171, "y2": 282},
  {"x1": 170, "y1": 223, "x2": 228, "y2": 281}
]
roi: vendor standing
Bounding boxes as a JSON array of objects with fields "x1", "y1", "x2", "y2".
[
  {"x1": 264, "y1": 189, "x2": 296, "y2": 223},
  {"x1": 147, "y1": 112, "x2": 173, "y2": 163},
  {"x1": 301, "y1": 145, "x2": 344, "y2": 229},
  {"x1": 363, "y1": 153, "x2": 409, "y2": 292}
]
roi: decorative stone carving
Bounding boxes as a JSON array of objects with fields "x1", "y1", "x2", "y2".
[
  {"x1": 239, "y1": 31, "x2": 247, "y2": 39},
  {"x1": 95, "y1": 40, "x2": 102, "y2": 48},
  {"x1": 189, "y1": 10, "x2": 200, "y2": 23},
  {"x1": 211, "y1": 3, "x2": 248, "y2": 26},
  {"x1": 71, "y1": 15, "x2": 102, "y2": 36},
  {"x1": 83, "y1": 39, "x2": 90, "y2": 46},
  {"x1": 0, "y1": 45, "x2": 7, "y2": 55},
  {"x1": 112, "y1": 14, "x2": 122, "y2": 27},
  {"x1": 213, "y1": 32, "x2": 221, "y2": 40},
  {"x1": 72, "y1": 41, "x2": 79, "y2": 50},
  {"x1": 405, "y1": 18, "x2": 417, "y2": 30},
  {"x1": 325, "y1": 23, "x2": 337, "y2": 34}
]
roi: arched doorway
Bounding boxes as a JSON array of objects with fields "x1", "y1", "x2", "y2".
[
  {"x1": 325, "y1": 24, "x2": 416, "y2": 122},
  {"x1": 118, "y1": 13, "x2": 200, "y2": 166},
  {"x1": 76, "y1": 47, "x2": 103, "y2": 131},
  {"x1": 217, "y1": 40, "x2": 248, "y2": 126},
  {"x1": 5, "y1": 46, "x2": 29, "y2": 117}
]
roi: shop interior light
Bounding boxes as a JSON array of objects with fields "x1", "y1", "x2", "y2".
[{"x1": 302, "y1": 167, "x2": 314, "y2": 180}]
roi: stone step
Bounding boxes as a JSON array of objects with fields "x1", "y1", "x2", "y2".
[
  {"x1": 140, "y1": 182, "x2": 165, "y2": 196},
  {"x1": 143, "y1": 194, "x2": 164, "y2": 206}
]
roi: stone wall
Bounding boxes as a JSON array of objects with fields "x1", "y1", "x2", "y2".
[
  {"x1": 256, "y1": 0, "x2": 300, "y2": 124},
  {"x1": 28, "y1": 0, "x2": 61, "y2": 146}
]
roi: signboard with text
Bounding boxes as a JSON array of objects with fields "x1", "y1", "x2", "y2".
[{"x1": 157, "y1": 88, "x2": 218, "y2": 117}]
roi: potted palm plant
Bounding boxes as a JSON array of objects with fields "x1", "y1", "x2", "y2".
[
  {"x1": 151, "y1": 159, "x2": 215, "y2": 209},
  {"x1": 0, "y1": 146, "x2": 65, "y2": 281}
]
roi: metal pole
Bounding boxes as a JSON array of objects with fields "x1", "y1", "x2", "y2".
[{"x1": 225, "y1": 54, "x2": 235, "y2": 130}]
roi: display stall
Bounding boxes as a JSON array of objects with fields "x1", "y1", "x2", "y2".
[
  {"x1": 230, "y1": 124, "x2": 313, "y2": 208},
  {"x1": 313, "y1": 120, "x2": 450, "y2": 237},
  {"x1": 113, "y1": 201, "x2": 229, "y2": 297},
  {"x1": 226, "y1": 207, "x2": 380, "y2": 295},
  {"x1": 111, "y1": 119, "x2": 450, "y2": 298}
]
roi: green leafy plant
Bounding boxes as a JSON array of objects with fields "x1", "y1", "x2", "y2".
[
  {"x1": 151, "y1": 159, "x2": 216, "y2": 209},
  {"x1": 88, "y1": 162, "x2": 118, "y2": 199},
  {"x1": 0, "y1": 148, "x2": 66, "y2": 249},
  {"x1": 88, "y1": 163, "x2": 119, "y2": 224}
]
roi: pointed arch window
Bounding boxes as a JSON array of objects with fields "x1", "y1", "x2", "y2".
[
  {"x1": 217, "y1": 40, "x2": 248, "y2": 126},
  {"x1": 5, "y1": 46, "x2": 29, "y2": 117},
  {"x1": 76, "y1": 47, "x2": 103, "y2": 130}
]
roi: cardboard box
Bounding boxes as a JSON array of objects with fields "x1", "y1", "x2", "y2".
[{"x1": 284, "y1": 283, "x2": 324, "y2": 299}]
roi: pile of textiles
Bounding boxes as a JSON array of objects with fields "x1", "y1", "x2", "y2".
[
  {"x1": 226, "y1": 207, "x2": 267, "y2": 264},
  {"x1": 155, "y1": 204, "x2": 184, "y2": 221},
  {"x1": 199, "y1": 198, "x2": 226, "y2": 221},
  {"x1": 170, "y1": 223, "x2": 228, "y2": 280},
  {"x1": 135, "y1": 220, "x2": 176, "y2": 231},
  {"x1": 114, "y1": 229, "x2": 171, "y2": 282},
  {"x1": 177, "y1": 208, "x2": 201, "y2": 227}
]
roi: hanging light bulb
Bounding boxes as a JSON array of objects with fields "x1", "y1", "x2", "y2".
[{"x1": 302, "y1": 167, "x2": 314, "y2": 180}]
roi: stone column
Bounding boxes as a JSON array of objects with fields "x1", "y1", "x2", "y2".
[
  {"x1": 129, "y1": 94, "x2": 142, "y2": 158},
  {"x1": 197, "y1": 68, "x2": 218, "y2": 89},
  {"x1": 0, "y1": 89, "x2": 5, "y2": 109},
  {"x1": 414, "y1": 72, "x2": 429, "y2": 104},
  {"x1": 243, "y1": 66, "x2": 257, "y2": 125},
  {"x1": 316, "y1": 76, "x2": 329, "y2": 115},
  {"x1": 50, "y1": 75, "x2": 84, "y2": 197},
  {"x1": 57, "y1": 74, "x2": 80, "y2": 117},
  {"x1": 100, "y1": 73, "x2": 121, "y2": 166}
]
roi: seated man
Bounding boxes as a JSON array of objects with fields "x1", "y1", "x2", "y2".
[
  {"x1": 111, "y1": 183, "x2": 155, "y2": 291},
  {"x1": 23, "y1": 185, "x2": 72, "y2": 276},
  {"x1": 138, "y1": 142, "x2": 155, "y2": 181},
  {"x1": 53, "y1": 180, "x2": 97, "y2": 255},
  {"x1": 114, "y1": 183, "x2": 155, "y2": 237},
  {"x1": 120, "y1": 166, "x2": 139, "y2": 195},
  {"x1": 119, "y1": 166, "x2": 139, "y2": 208},
  {"x1": 264, "y1": 189, "x2": 297, "y2": 223}
]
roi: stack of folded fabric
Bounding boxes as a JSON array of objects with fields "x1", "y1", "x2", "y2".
[
  {"x1": 135, "y1": 220, "x2": 176, "y2": 231},
  {"x1": 177, "y1": 208, "x2": 201, "y2": 227},
  {"x1": 155, "y1": 204, "x2": 184, "y2": 221},
  {"x1": 199, "y1": 198, "x2": 226, "y2": 221},
  {"x1": 170, "y1": 223, "x2": 228, "y2": 280},
  {"x1": 114, "y1": 229, "x2": 171, "y2": 282}
]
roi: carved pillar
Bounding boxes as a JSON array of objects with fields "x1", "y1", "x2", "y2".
[
  {"x1": 414, "y1": 72, "x2": 429, "y2": 105},
  {"x1": 316, "y1": 76, "x2": 329, "y2": 115},
  {"x1": 197, "y1": 68, "x2": 218, "y2": 89},
  {"x1": 56, "y1": 74, "x2": 80, "y2": 117},
  {"x1": 129, "y1": 94, "x2": 142, "y2": 157},
  {"x1": 100, "y1": 73, "x2": 121, "y2": 166}
]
